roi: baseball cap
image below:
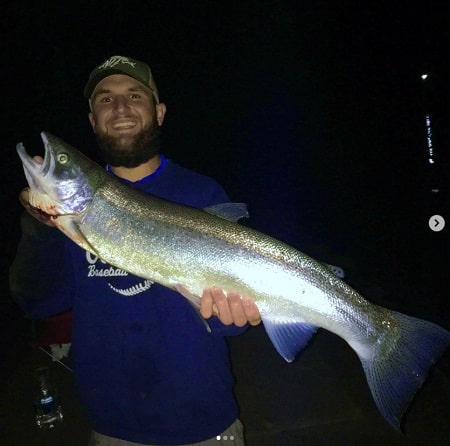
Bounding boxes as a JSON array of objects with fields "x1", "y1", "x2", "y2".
[{"x1": 83, "y1": 55, "x2": 160, "y2": 103}]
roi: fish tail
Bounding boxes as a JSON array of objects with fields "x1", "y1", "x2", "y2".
[{"x1": 359, "y1": 310, "x2": 450, "y2": 429}]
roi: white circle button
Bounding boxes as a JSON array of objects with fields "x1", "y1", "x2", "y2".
[{"x1": 429, "y1": 215, "x2": 445, "y2": 232}]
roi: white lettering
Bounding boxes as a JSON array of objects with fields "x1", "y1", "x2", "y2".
[
  {"x1": 86, "y1": 252, "x2": 98, "y2": 265},
  {"x1": 84, "y1": 250, "x2": 154, "y2": 296},
  {"x1": 87, "y1": 265, "x2": 128, "y2": 277},
  {"x1": 85, "y1": 251, "x2": 109, "y2": 265},
  {"x1": 98, "y1": 56, "x2": 136, "y2": 70}
]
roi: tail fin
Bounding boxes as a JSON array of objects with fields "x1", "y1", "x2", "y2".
[{"x1": 359, "y1": 310, "x2": 450, "y2": 429}]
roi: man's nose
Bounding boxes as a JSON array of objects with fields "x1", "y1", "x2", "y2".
[{"x1": 113, "y1": 96, "x2": 129, "y2": 111}]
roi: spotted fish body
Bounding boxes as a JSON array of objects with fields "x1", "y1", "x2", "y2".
[{"x1": 17, "y1": 132, "x2": 450, "y2": 429}]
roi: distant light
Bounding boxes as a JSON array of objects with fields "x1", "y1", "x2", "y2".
[
  {"x1": 424, "y1": 114, "x2": 436, "y2": 164},
  {"x1": 431, "y1": 189, "x2": 440, "y2": 193},
  {"x1": 421, "y1": 74, "x2": 429, "y2": 80}
]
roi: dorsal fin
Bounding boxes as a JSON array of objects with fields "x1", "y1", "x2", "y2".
[{"x1": 204, "y1": 202, "x2": 249, "y2": 222}]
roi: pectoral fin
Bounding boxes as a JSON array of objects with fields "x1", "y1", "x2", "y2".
[{"x1": 55, "y1": 217, "x2": 100, "y2": 257}]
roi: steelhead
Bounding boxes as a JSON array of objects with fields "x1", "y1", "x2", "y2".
[{"x1": 17, "y1": 132, "x2": 450, "y2": 429}]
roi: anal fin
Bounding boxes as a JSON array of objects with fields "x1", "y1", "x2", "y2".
[{"x1": 263, "y1": 316, "x2": 318, "y2": 362}]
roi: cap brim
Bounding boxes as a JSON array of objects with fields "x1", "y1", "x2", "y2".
[{"x1": 83, "y1": 69, "x2": 128, "y2": 99}]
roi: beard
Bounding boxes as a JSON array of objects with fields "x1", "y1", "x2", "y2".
[{"x1": 95, "y1": 123, "x2": 162, "y2": 168}]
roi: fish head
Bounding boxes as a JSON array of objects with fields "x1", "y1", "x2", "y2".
[{"x1": 16, "y1": 131, "x2": 97, "y2": 217}]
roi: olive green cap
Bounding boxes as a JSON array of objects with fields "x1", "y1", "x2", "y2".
[{"x1": 83, "y1": 55, "x2": 159, "y2": 103}]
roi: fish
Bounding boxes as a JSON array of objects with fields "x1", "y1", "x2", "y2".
[{"x1": 17, "y1": 131, "x2": 450, "y2": 430}]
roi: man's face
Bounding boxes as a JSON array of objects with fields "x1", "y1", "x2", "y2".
[{"x1": 88, "y1": 74, "x2": 166, "y2": 167}]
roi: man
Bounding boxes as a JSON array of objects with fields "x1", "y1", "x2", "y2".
[{"x1": 10, "y1": 55, "x2": 261, "y2": 445}]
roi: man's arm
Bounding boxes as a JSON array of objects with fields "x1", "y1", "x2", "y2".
[{"x1": 9, "y1": 189, "x2": 73, "y2": 319}]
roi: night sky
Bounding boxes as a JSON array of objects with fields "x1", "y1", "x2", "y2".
[{"x1": 2, "y1": 2, "x2": 449, "y2": 315}]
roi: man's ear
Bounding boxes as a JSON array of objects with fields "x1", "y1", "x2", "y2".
[
  {"x1": 156, "y1": 103, "x2": 167, "y2": 126},
  {"x1": 88, "y1": 112, "x2": 96, "y2": 132}
]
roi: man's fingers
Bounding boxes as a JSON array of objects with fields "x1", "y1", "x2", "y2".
[
  {"x1": 209, "y1": 287, "x2": 234, "y2": 325},
  {"x1": 242, "y1": 296, "x2": 262, "y2": 326},
  {"x1": 19, "y1": 188, "x2": 56, "y2": 227},
  {"x1": 199, "y1": 289, "x2": 214, "y2": 319},
  {"x1": 200, "y1": 287, "x2": 262, "y2": 327},
  {"x1": 227, "y1": 292, "x2": 248, "y2": 327}
]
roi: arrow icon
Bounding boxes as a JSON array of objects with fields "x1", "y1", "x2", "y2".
[{"x1": 429, "y1": 215, "x2": 445, "y2": 232}]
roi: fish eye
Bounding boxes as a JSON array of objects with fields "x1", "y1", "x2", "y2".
[{"x1": 57, "y1": 153, "x2": 69, "y2": 164}]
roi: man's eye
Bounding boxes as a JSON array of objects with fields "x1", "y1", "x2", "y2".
[
  {"x1": 99, "y1": 97, "x2": 111, "y2": 103},
  {"x1": 130, "y1": 94, "x2": 141, "y2": 99}
]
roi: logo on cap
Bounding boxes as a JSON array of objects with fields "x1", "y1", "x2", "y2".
[{"x1": 98, "y1": 56, "x2": 136, "y2": 70}]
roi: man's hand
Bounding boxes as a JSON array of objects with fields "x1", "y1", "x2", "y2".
[
  {"x1": 19, "y1": 187, "x2": 57, "y2": 227},
  {"x1": 200, "y1": 287, "x2": 262, "y2": 327}
]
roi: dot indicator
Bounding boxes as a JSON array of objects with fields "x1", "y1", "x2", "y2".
[{"x1": 216, "y1": 434, "x2": 235, "y2": 441}]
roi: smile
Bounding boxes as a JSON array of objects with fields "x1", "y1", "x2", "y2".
[{"x1": 111, "y1": 121, "x2": 137, "y2": 130}]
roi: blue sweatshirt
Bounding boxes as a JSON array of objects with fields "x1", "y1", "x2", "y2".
[{"x1": 10, "y1": 156, "x2": 246, "y2": 444}]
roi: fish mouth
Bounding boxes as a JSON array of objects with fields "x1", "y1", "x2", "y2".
[
  {"x1": 16, "y1": 132, "x2": 72, "y2": 216},
  {"x1": 17, "y1": 132, "x2": 93, "y2": 217},
  {"x1": 16, "y1": 132, "x2": 56, "y2": 196},
  {"x1": 16, "y1": 133, "x2": 55, "y2": 194}
]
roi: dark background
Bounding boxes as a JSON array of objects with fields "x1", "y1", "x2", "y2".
[{"x1": 1, "y1": 2, "x2": 449, "y2": 445}]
